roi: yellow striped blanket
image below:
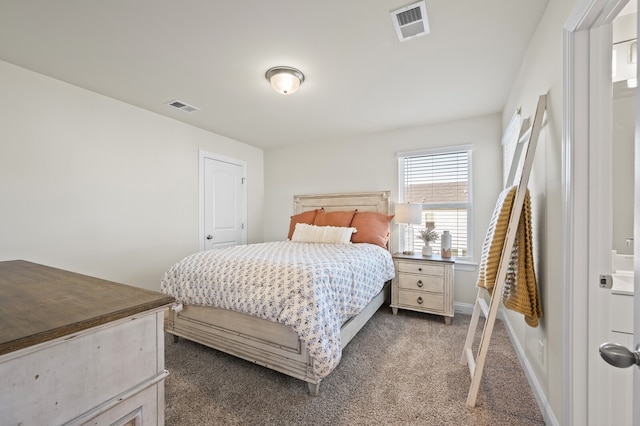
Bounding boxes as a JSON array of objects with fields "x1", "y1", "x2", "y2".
[{"x1": 476, "y1": 185, "x2": 542, "y2": 327}]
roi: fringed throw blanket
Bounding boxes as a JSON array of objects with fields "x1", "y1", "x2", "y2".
[{"x1": 476, "y1": 186, "x2": 543, "y2": 327}]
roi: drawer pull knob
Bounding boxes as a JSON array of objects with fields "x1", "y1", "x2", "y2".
[
  {"x1": 417, "y1": 280, "x2": 423, "y2": 288},
  {"x1": 418, "y1": 267, "x2": 422, "y2": 272},
  {"x1": 417, "y1": 296, "x2": 423, "y2": 304}
]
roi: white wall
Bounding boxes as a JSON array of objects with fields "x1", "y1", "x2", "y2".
[
  {"x1": 612, "y1": 90, "x2": 636, "y2": 254},
  {"x1": 501, "y1": 0, "x2": 575, "y2": 423},
  {"x1": 612, "y1": 10, "x2": 637, "y2": 255},
  {"x1": 0, "y1": 60, "x2": 264, "y2": 292},
  {"x1": 263, "y1": 114, "x2": 503, "y2": 306}
]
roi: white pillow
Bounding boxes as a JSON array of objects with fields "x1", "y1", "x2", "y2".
[{"x1": 291, "y1": 223, "x2": 356, "y2": 244}]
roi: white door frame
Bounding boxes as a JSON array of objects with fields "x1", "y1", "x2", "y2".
[
  {"x1": 198, "y1": 150, "x2": 247, "y2": 251},
  {"x1": 564, "y1": 1, "x2": 632, "y2": 424}
]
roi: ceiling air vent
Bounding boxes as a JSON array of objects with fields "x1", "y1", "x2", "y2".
[
  {"x1": 166, "y1": 100, "x2": 200, "y2": 113},
  {"x1": 390, "y1": 1, "x2": 430, "y2": 42}
]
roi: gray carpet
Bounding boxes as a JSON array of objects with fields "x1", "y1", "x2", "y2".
[{"x1": 164, "y1": 307, "x2": 545, "y2": 425}]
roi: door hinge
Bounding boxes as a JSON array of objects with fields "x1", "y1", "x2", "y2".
[
  {"x1": 241, "y1": 177, "x2": 246, "y2": 184},
  {"x1": 242, "y1": 223, "x2": 245, "y2": 229}
]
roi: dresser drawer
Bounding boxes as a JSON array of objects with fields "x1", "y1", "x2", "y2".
[
  {"x1": 396, "y1": 260, "x2": 444, "y2": 277},
  {"x1": 397, "y1": 289, "x2": 444, "y2": 312},
  {"x1": 397, "y1": 273, "x2": 444, "y2": 293}
]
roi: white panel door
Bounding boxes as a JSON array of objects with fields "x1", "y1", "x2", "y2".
[{"x1": 202, "y1": 155, "x2": 245, "y2": 251}]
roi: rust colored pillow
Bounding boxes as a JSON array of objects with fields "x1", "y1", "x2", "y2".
[
  {"x1": 313, "y1": 209, "x2": 357, "y2": 228},
  {"x1": 288, "y1": 209, "x2": 322, "y2": 240},
  {"x1": 350, "y1": 211, "x2": 394, "y2": 248}
]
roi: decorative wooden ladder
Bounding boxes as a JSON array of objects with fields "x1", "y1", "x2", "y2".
[{"x1": 460, "y1": 94, "x2": 547, "y2": 407}]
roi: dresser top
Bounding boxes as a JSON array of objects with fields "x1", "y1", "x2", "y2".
[{"x1": 0, "y1": 260, "x2": 174, "y2": 355}]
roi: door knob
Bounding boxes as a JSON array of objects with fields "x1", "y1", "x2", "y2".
[
  {"x1": 206, "y1": 235, "x2": 213, "y2": 240},
  {"x1": 599, "y1": 342, "x2": 640, "y2": 368}
]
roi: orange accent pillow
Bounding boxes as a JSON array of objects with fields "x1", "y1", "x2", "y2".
[
  {"x1": 313, "y1": 209, "x2": 357, "y2": 228},
  {"x1": 288, "y1": 209, "x2": 322, "y2": 240},
  {"x1": 350, "y1": 211, "x2": 394, "y2": 248}
]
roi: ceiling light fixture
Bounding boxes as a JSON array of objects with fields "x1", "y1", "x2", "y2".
[{"x1": 265, "y1": 66, "x2": 305, "y2": 95}]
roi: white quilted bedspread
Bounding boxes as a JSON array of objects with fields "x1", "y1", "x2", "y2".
[{"x1": 161, "y1": 241, "x2": 395, "y2": 379}]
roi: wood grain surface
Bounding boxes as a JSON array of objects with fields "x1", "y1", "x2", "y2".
[{"x1": 0, "y1": 260, "x2": 173, "y2": 355}]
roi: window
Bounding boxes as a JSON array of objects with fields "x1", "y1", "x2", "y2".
[{"x1": 398, "y1": 146, "x2": 472, "y2": 260}]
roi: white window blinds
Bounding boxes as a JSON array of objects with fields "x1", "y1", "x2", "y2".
[{"x1": 398, "y1": 147, "x2": 472, "y2": 258}]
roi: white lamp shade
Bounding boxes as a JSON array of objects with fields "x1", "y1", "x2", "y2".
[{"x1": 395, "y1": 203, "x2": 422, "y2": 225}]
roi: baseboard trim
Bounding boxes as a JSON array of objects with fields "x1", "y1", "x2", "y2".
[
  {"x1": 453, "y1": 302, "x2": 504, "y2": 320},
  {"x1": 453, "y1": 302, "x2": 559, "y2": 425}
]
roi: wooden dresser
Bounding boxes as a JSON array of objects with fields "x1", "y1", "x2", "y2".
[
  {"x1": 390, "y1": 253, "x2": 455, "y2": 324},
  {"x1": 0, "y1": 260, "x2": 174, "y2": 426}
]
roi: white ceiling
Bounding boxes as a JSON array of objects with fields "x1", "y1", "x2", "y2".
[{"x1": 0, "y1": 1, "x2": 549, "y2": 149}]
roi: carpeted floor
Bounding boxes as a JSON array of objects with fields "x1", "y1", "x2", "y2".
[{"x1": 164, "y1": 307, "x2": 545, "y2": 425}]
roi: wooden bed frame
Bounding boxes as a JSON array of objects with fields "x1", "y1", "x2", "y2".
[{"x1": 165, "y1": 191, "x2": 392, "y2": 395}]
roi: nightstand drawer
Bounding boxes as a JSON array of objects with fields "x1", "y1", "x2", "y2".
[
  {"x1": 397, "y1": 290, "x2": 444, "y2": 311},
  {"x1": 396, "y1": 261, "x2": 444, "y2": 277},
  {"x1": 397, "y1": 273, "x2": 444, "y2": 293}
]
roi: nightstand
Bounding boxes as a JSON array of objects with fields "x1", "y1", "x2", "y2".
[{"x1": 390, "y1": 252, "x2": 455, "y2": 324}]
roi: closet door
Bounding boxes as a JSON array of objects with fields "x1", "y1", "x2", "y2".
[{"x1": 200, "y1": 152, "x2": 246, "y2": 251}]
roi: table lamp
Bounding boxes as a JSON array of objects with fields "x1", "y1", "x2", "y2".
[{"x1": 395, "y1": 202, "x2": 423, "y2": 255}]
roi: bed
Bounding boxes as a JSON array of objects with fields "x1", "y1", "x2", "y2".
[{"x1": 161, "y1": 191, "x2": 395, "y2": 395}]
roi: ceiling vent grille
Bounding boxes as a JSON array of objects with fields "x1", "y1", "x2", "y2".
[
  {"x1": 166, "y1": 100, "x2": 200, "y2": 113},
  {"x1": 390, "y1": 1, "x2": 430, "y2": 42}
]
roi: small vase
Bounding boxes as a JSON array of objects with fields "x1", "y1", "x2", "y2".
[
  {"x1": 422, "y1": 244, "x2": 432, "y2": 256},
  {"x1": 441, "y1": 230, "x2": 451, "y2": 258}
]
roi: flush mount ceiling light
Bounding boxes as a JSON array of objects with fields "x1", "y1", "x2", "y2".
[{"x1": 265, "y1": 66, "x2": 305, "y2": 95}]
